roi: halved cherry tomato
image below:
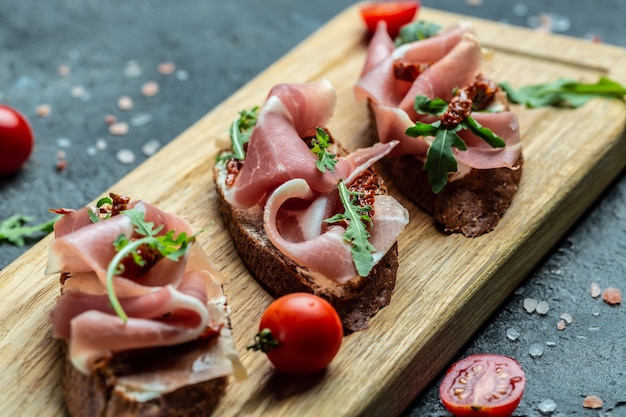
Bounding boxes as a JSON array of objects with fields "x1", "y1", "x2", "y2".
[
  {"x1": 359, "y1": 1, "x2": 420, "y2": 38},
  {"x1": 439, "y1": 354, "x2": 526, "y2": 417},
  {"x1": 0, "y1": 104, "x2": 34, "y2": 176},
  {"x1": 248, "y1": 293, "x2": 343, "y2": 375}
]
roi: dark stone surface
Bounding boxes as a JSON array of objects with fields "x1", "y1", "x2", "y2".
[{"x1": 1, "y1": 1, "x2": 624, "y2": 416}]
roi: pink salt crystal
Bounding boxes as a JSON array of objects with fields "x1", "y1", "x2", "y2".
[
  {"x1": 109, "y1": 122, "x2": 129, "y2": 136},
  {"x1": 36, "y1": 104, "x2": 51, "y2": 117},
  {"x1": 582, "y1": 395, "x2": 603, "y2": 409},
  {"x1": 556, "y1": 320, "x2": 566, "y2": 330},
  {"x1": 157, "y1": 62, "x2": 176, "y2": 75},
  {"x1": 141, "y1": 81, "x2": 159, "y2": 97},
  {"x1": 117, "y1": 96, "x2": 134, "y2": 111},
  {"x1": 58, "y1": 65, "x2": 71, "y2": 76},
  {"x1": 105, "y1": 114, "x2": 117, "y2": 125},
  {"x1": 602, "y1": 287, "x2": 622, "y2": 305}
]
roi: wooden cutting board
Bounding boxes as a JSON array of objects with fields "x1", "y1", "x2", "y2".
[{"x1": 2, "y1": 4, "x2": 626, "y2": 417}]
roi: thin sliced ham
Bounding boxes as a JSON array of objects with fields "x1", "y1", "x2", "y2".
[
  {"x1": 355, "y1": 21, "x2": 523, "y2": 171},
  {"x1": 47, "y1": 197, "x2": 241, "y2": 387}
]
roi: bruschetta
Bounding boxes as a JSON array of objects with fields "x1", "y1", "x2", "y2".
[
  {"x1": 355, "y1": 21, "x2": 523, "y2": 237},
  {"x1": 46, "y1": 193, "x2": 244, "y2": 417},
  {"x1": 213, "y1": 80, "x2": 409, "y2": 332}
]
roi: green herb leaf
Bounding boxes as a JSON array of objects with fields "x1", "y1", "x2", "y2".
[
  {"x1": 106, "y1": 208, "x2": 206, "y2": 322},
  {"x1": 216, "y1": 106, "x2": 259, "y2": 162},
  {"x1": 324, "y1": 181, "x2": 375, "y2": 277},
  {"x1": 310, "y1": 127, "x2": 337, "y2": 173},
  {"x1": 460, "y1": 116, "x2": 506, "y2": 148},
  {"x1": 394, "y1": 20, "x2": 442, "y2": 46},
  {"x1": 414, "y1": 95, "x2": 448, "y2": 116},
  {"x1": 405, "y1": 120, "x2": 441, "y2": 137},
  {"x1": 424, "y1": 128, "x2": 467, "y2": 194},
  {"x1": 499, "y1": 76, "x2": 626, "y2": 108},
  {"x1": 406, "y1": 95, "x2": 506, "y2": 193},
  {"x1": 0, "y1": 214, "x2": 60, "y2": 247}
]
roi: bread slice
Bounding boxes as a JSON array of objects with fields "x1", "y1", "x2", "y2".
[
  {"x1": 381, "y1": 153, "x2": 522, "y2": 238},
  {"x1": 213, "y1": 146, "x2": 399, "y2": 333},
  {"x1": 61, "y1": 339, "x2": 229, "y2": 417}
]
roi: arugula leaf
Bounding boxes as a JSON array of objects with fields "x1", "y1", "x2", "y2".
[
  {"x1": 0, "y1": 214, "x2": 59, "y2": 247},
  {"x1": 216, "y1": 106, "x2": 259, "y2": 162},
  {"x1": 395, "y1": 20, "x2": 442, "y2": 46},
  {"x1": 310, "y1": 127, "x2": 337, "y2": 173},
  {"x1": 460, "y1": 116, "x2": 506, "y2": 148},
  {"x1": 88, "y1": 196, "x2": 115, "y2": 223},
  {"x1": 414, "y1": 95, "x2": 448, "y2": 116},
  {"x1": 499, "y1": 76, "x2": 626, "y2": 108},
  {"x1": 424, "y1": 128, "x2": 467, "y2": 193},
  {"x1": 106, "y1": 208, "x2": 207, "y2": 322},
  {"x1": 406, "y1": 95, "x2": 506, "y2": 193},
  {"x1": 324, "y1": 181, "x2": 375, "y2": 277}
]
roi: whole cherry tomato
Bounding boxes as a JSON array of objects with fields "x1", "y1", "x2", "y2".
[
  {"x1": 439, "y1": 354, "x2": 526, "y2": 417},
  {"x1": 0, "y1": 104, "x2": 34, "y2": 176},
  {"x1": 360, "y1": 1, "x2": 420, "y2": 38},
  {"x1": 248, "y1": 293, "x2": 343, "y2": 375}
]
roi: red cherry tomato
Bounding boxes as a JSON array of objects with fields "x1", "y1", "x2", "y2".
[
  {"x1": 248, "y1": 293, "x2": 343, "y2": 375},
  {"x1": 360, "y1": 1, "x2": 420, "y2": 38},
  {"x1": 439, "y1": 354, "x2": 526, "y2": 417},
  {"x1": 0, "y1": 104, "x2": 34, "y2": 176}
]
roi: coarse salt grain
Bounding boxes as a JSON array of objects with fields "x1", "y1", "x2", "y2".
[
  {"x1": 96, "y1": 138, "x2": 107, "y2": 150},
  {"x1": 175, "y1": 69, "x2": 189, "y2": 81},
  {"x1": 538, "y1": 399, "x2": 557, "y2": 414},
  {"x1": 556, "y1": 320, "x2": 566, "y2": 330},
  {"x1": 590, "y1": 282, "x2": 602, "y2": 298},
  {"x1": 602, "y1": 287, "x2": 622, "y2": 305},
  {"x1": 109, "y1": 122, "x2": 129, "y2": 136},
  {"x1": 58, "y1": 65, "x2": 71, "y2": 76},
  {"x1": 523, "y1": 298, "x2": 538, "y2": 313},
  {"x1": 36, "y1": 104, "x2": 51, "y2": 117},
  {"x1": 117, "y1": 96, "x2": 134, "y2": 111},
  {"x1": 130, "y1": 113, "x2": 153, "y2": 127},
  {"x1": 105, "y1": 114, "x2": 117, "y2": 125},
  {"x1": 141, "y1": 139, "x2": 161, "y2": 156},
  {"x1": 56, "y1": 138, "x2": 71, "y2": 148},
  {"x1": 116, "y1": 149, "x2": 136, "y2": 165},
  {"x1": 158, "y1": 62, "x2": 176, "y2": 75},
  {"x1": 529, "y1": 343, "x2": 543, "y2": 358},
  {"x1": 582, "y1": 395, "x2": 603, "y2": 409},
  {"x1": 123, "y1": 60, "x2": 143, "y2": 78},
  {"x1": 536, "y1": 300, "x2": 549, "y2": 315},
  {"x1": 141, "y1": 81, "x2": 159, "y2": 97},
  {"x1": 506, "y1": 328, "x2": 520, "y2": 341},
  {"x1": 559, "y1": 312, "x2": 573, "y2": 323}
]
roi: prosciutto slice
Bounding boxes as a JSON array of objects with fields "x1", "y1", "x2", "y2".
[
  {"x1": 355, "y1": 21, "x2": 522, "y2": 171},
  {"x1": 223, "y1": 80, "x2": 409, "y2": 282},
  {"x1": 47, "y1": 198, "x2": 243, "y2": 391}
]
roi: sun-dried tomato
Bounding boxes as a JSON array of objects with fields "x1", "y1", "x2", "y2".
[
  {"x1": 225, "y1": 158, "x2": 244, "y2": 187},
  {"x1": 440, "y1": 74, "x2": 499, "y2": 128},
  {"x1": 393, "y1": 60, "x2": 431, "y2": 82},
  {"x1": 110, "y1": 193, "x2": 131, "y2": 216}
]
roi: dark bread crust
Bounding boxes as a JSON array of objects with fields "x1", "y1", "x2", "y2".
[
  {"x1": 381, "y1": 154, "x2": 522, "y2": 237},
  {"x1": 213, "y1": 157, "x2": 399, "y2": 332},
  {"x1": 61, "y1": 338, "x2": 228, "y2": 417}
]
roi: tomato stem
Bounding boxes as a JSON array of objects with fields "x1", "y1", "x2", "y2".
[{"x1": 247, "y1": 328, "x2": 279, "y2": 353}]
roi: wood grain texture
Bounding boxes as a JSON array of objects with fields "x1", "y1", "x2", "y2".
[{"x1": 2, "y1": 4, "x2": 626, "y2": 416}]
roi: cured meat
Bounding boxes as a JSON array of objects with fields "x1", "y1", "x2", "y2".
[
  {"x1": 222, "y1": 80, "x2": 409, "y2": 283},
  {"x1": 46, "y1": 196, "x2": 242, "y2": 394},
  {"x1": 355, "y1": 21, "x2": 522, "y2": 170}
]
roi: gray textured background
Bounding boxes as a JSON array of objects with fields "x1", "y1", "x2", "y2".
[{"x1": 1, "y1": 1, "x2": 624, "y2": 416}]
